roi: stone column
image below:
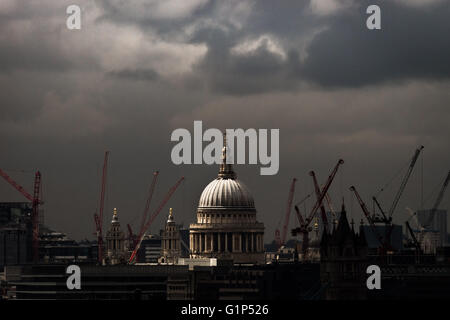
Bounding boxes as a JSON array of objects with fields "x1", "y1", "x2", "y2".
[
  {"x1": 259, "y1": 234, "x2": 263, "y2": 252},
  {"x1": 246, "y1": 233, "x2": 249, "y2": 252},
  {"x1": 232, "y1": 233, "x2": 236, "y2": 252},
  {"x1": 210, "y1": 233, "x2": 214, "y2": 253},
  {"x1": 196, "y1": 234, "x2": 199, "y2": 253},
  {"x1": 237, "y1": 233, "x2": 241, "y2": 252},
  {"x1": 200, "y1": 233, "x2": 204, "y2": 252},
  {"x1": 225, "y1": 233, "x2": 228, "y2": 252}
]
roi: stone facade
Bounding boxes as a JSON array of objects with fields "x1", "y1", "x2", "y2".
[
  {"x1": 189, "y1": 137, "x2": 265, "y2": 264},
  {"x1": 105, "y1": 208, "x2": 127, "y2": 265},
  {"x1": 159, "y1": 208, "x2": 181, "y2": 264}
]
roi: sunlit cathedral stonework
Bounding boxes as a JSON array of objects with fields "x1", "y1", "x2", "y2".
[
  {"x1": 105, "y1": 208, "x2": 126, "y2": 265},
  {"x1": 189, "y1": 137, "x2": 265, "y2": 264}
]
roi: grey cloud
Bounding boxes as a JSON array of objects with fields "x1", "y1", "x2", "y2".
[
  {"x1": 0, "y1": 1, "x2": 449, "y2": 241},
  {"x1": 300, "y1": 0, "x2": 450, "y2": 87},
  {"x1": 108, "y1": 69, "x2": 160, "y2": 82}
]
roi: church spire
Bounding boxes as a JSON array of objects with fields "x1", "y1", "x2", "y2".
[
  {"x1": 218, "y1": 132, "x2": 236, "y2": 179},
  {"x1": 112, "y1": 207, "x2": 119, "y2": 223},
  {"x1": 167, "y1": 207, "x2": 174, "y2": 223}
]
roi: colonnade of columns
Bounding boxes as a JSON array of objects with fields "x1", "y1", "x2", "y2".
[{"x1": 190, "y1": 232, "x2": 264, "y2": 254}]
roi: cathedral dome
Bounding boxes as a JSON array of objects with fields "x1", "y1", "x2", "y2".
[
  {"x1": 197, "y1": 135, "x2": 255, "y2": 210},
  {"x1": 189, "y1": 133, "x2": 265, "y2": 265},
  {"x1": 198, "y1": 177, "x2": 255, "y2": 209}
]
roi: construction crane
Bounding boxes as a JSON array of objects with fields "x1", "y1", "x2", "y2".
[
  {"x1": 310, "y1": 172, "x2": 329, "y2": 233},
  {"x1": 279, "y1": 178, "x2": 297, "y2": 247},
  {"x1": 127, "y1": 171, "x2": 159, "y2": 259},
  {"x1": 349, "y1": 186, "x2": 384, "y2": 248},
  {"x1": 275, "y1": 180, "x2": 298, "y2": 248},
  {"x1": 93, "y1": 151, "x2": 109, "y2": 264},
  {"x1": 129, "y1": 176, "x2": 185, "y2": 264},
  {"x1": 138, "y1": 171, "x2": 159, "y2": 236},
  {"x1": 371, "y1": 196, "x2": 389, "y2": 223},
  {"x1": 293, "y1": 194, "x2": 312, "y2": 227},
  {"x1": 405, "y1": 170, "x2": 450, "y2": 249},
  {"x1": 127, "y1": 224, "x2": 137, "y2": 251},
  {"x1": 280, "y1": 193, "x2": 311, "y2": 246},
  {"x1": 293, "y1": 205, "x2": 311, "y2": 250},
  {"x1": 405, "y1": 221, "x2": 421, "y2": 251},
  {"x1": 0, "y1": 169, "x2": 42, "y2": 263},
  {"x1": 324, "y1": 192, "x2": 338, "y2": 223},
  {"x1": 423, "y1": 170, "x2": 450, "y2": 229},
  {"x1": 373, "y1": 146, "x2": 424, "y2": 223},
  {"x1": 370, "y1": 146, "x2": 424, "y2": 249},
  {"x1": 295, "y1": 193, "x2": 312, "y2": 207},
  {"x1": 292, "y1": 159, "x2": 344, "y2": 253},
  {"x1": 387, "y1": 146, "x2": 424, "y2": 220}
]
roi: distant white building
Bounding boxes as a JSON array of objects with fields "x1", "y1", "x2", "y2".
[{"x1": 417, "y1": 209, "x2": 447, "y2": 246}]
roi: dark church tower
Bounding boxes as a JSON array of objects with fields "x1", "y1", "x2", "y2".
[{"x1": 320, "y1": 204, "x2": 368, "y2": 300}]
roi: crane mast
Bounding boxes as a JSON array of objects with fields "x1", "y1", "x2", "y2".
[
  {"x1": 129, "y1": 176, "x2": 185, "y2": 264},
  {"x1": 305, "y1": 159, "x2": 344, "y2": 227},
  {"x1": 0, "y1": 168, "x2": 42, "y2": 263},
  {"x1": 138, "y1": 171, "x2": 159, "y2": 236},
  {"x1": 32, "y1": 171, "x2": 41, "y2": 263},
  {"x1": 423, "y1": 170, "x2": 450, "y2": 228},
  {"x1": 93, "y1": 151, "x2": 109, "y2": 264},
  {"x1": 388, "y1": 146, "x2": 424, "y2": 219},
  {"x1": 349, "y1": 186, "x2": 384, "y2": 247},
  {"x1": 280, "y1": 178, "x2": 297, "y2": 246},
  {"x1": 310, "y1": 171, "x2": 329, "y2": 233},
  {"x1": 291, "y1": 159, "x2": 344, "y2": 253},
  {"x1": 405, "y1": 221, "x2": 421, "y2": 251}
]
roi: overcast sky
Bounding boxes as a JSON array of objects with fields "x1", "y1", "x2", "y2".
[{"x1": 0, "y1": 0, "x2": 449, "y2": 241}]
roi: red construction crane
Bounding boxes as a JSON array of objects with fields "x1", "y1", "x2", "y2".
[
  {"x1": 128, "y1": 176, "x2": 185, "y2": 264},
  {"x1": 0, "y1": 169, "x2": 42, "y2": 262},
  {"x1": 293, "y1": 194, "x2": 311, "y2": 227},
  {"x1": 93, "y1": 151, "x2": 109, "y2": 264},
  {"x1": 310, "y1": 171, "x2": 329, "y2": 233},
  {"x1": 279, "y1": 178, "x2": 297, "y2": 247},
  {"x1": 291, "y1": 159, "x2": 344, "y2": 253},
  {"x1": 138, "y1": 171, "x2": 159, "y2": 236}
]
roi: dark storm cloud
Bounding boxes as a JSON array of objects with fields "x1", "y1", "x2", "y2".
[
  {"x1": 0, "y1": 1, "x2": 449, "y2": 240},
  {"x1": 300, "y1": 0, "x2": 450, "y2": 87},
  {"x1": 62, "y1": 0, "x2": 450, "y2": 93}
]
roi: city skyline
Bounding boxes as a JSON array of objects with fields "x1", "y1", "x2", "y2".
[{"x1": 0, "y1": 0, "x2": 449, "y2": 241}]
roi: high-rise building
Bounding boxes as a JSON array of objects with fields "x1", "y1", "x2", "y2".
[
  {"x1": 137, "y1": 235, "x2": 161, "y2": 263},
  {"x1": 0, "y1": 202, "x2": 33, "y2": 267}
]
